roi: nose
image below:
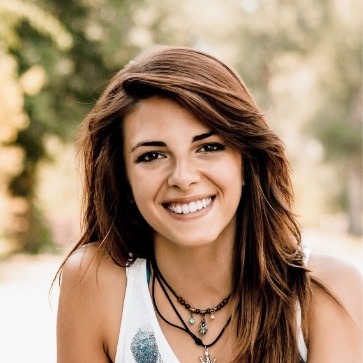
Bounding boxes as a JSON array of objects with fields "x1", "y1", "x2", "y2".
[{"x1": 167, "y1": 158, "x2": 200, "y2": 191}]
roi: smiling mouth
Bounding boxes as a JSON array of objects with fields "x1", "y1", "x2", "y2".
[{"x1": 164, "y1": 197, "x2": 215, "y2": 215}]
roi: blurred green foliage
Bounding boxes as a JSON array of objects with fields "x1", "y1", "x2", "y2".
[
  {"x1": 0, "y1": 0, "x2": 361, "y2": 254},
  {"x1": 0, "y1": 0, "x2": 143, "y2": 253}
]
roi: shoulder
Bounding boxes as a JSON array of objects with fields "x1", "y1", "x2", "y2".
[
  {"x1": 57, "y1": 243, "x2": 127, "y2": 362},
  {"x1": 60, "y1": 243, "x2": 127, "y2": 289},
  {"x1": 308, "y1": 253, "x2": 363, "y2": 323},
  {"x1": 306, "y1": 253, "x2": 363, "y2": 362}
]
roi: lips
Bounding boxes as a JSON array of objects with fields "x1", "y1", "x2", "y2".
[{"x1": 164, "y1": 197, "x2": 214, "y2": 215}]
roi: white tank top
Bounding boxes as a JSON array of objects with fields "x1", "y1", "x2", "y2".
[{"x1": 115, "y1": 248, "x2": 310, "y2": 363}]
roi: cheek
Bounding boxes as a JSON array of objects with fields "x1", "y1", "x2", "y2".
[
  {"x1": 128, "y1": 169, "x2": 160, "y2": 218},
  {"x1": 129, "y1": 173, "x2": 149, "y2": 203},
  {"x1": 224, "y1": 157, "x2": 243, "y2": 204},
  {"x1": 223, "y1": 155, "x2": 243, "y2": 186}
]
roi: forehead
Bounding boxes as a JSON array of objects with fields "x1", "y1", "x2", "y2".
[{"x1": 123, "y1": 97, "x2": 209, "y2": 143}]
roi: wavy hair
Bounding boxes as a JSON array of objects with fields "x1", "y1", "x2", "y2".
[{"x1": 60, "y1": 46, "x2": 314, "y2": 362}]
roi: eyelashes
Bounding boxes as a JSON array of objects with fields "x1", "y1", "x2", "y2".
[
  {"x1": 135, "y1": 152, "x2": 166, "y2": 163},
  {"x1": 134, "y1": 142, "x2": 226, "y2": 164},
  {"x1": 198, "y1": 142, "x2": 226, "y2": 153}
]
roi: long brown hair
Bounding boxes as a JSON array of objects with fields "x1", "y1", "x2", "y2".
[{"x1": 60, "y1": 46, "x2": 314, "y2": 362}]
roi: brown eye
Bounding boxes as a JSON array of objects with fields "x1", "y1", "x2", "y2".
[
  {"x1": 135, "y1": 152, "x2": 166, "y2": 163},
  {"x1": 198, "y1": 143, "x2": 226, "y2": 153}
]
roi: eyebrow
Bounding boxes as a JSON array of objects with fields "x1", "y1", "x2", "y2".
[
  {"x1": 131, "y1": 140, "x2": 166, "y2": 152},
  {"x1": 130, "y1": 131, "x2": 216, "y2": 152},
  {"x1": 192, "y1": 131, "x2": 215, "y2": 142}
]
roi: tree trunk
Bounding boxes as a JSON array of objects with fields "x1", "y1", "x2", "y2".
[{"x1": 347, "y1": 166, "x2": 362, "y2": 236}]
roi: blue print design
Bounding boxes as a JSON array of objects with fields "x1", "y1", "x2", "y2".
[{"x1": 131, "y1": 324, "x2": 163, "y2": 363}]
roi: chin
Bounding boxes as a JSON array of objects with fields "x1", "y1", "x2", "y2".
[{"x1": 169, "y1": 233, "x2": 221, "y2": 248}]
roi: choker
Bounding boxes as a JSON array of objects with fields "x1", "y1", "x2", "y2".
[{"x1": 150, "y1": 259, "x2": 231, "y2": 362}]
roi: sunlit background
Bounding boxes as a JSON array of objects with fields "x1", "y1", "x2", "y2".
[{"x1": 0, "y1": 0, "x2": 362, "y2": 361}]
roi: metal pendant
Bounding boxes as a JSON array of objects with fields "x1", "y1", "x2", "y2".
[
  {"x1": 198, "y1": 316, "x2": 208, "y2": 335},
  {"x1": 198, "y1": 347, "x2": 217, "y2": 363}
]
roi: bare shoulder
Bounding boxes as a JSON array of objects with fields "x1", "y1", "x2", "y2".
[
  {"x1": 308, "y1": 253, "x2": 363, "y2": 323},
  {"x1": 60, "y1": 243, "x2": 126, "y2": 288},
  {"x1": 57, "y1": 243, "x2": 126, "y2": 362},
  {"x1": 307, "y1": 253, "x2": 363, "y2": 362},
  {"x1": 308, "y1": 253, "x2": 363, "y2": 284}
]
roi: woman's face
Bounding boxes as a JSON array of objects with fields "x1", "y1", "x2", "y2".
[{"x1": 123, "y1": 97, "x2": 243, "y2": 248}]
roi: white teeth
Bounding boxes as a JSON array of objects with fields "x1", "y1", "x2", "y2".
[
  {"x1": 189, "y1": 202, "x2": 197, "y2": 213},
  {"x1": 167, "y1": 198, "x2": 212, "y2": 215},
  {"x1": 182, "y1": 204, "x2": 189, "y2": 214}
]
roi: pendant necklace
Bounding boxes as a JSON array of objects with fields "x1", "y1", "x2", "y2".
[
  {"x1": 151, "y1": 257, "x2": 231, "y2": 336},
  {"x1": 150, "y1": 259, "x2": 232, "y2": 362},
  {"x1": 199, "y1": 347, "x2": 216, "y2": 363}
]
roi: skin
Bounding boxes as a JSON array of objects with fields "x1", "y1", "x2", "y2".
[
  {"x1": 308, "y1": 254, "x2": 363, "y2": 362},
  {"x1": 123, "y1": 97, "x2": 242, "y2": 305},
  {"x1": 57, "y1": 97, "x2": 363, "y2": 362}
]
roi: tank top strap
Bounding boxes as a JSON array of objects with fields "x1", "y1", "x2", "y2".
[
  {"x1": 302, "y1": 242, "x2": 311, "y2": 266},
  {"x1": 296, "y1": 241, "x2": 310, "y2": 362},
  {"x1": 296, "y1": 300, "x2": 308, "y2": 362}
]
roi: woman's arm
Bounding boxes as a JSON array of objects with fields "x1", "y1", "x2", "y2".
[
  {"x1": 57, "y1": 244, "x2": 126, "y2": 362},
  {"x1": 308, "y1": 254, "x2": 363, "y2": 362}
]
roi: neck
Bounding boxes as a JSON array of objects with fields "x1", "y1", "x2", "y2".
[{"x1": 153, "y1": 233, "x2": 234, "y2": 308}]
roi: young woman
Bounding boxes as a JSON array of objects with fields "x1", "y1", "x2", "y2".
[{"x1": 57, "y1": 46, "x2": 362, "y2": 363}]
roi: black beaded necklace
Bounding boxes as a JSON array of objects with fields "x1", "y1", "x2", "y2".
[
  {"x1": 150, "y1": 259, "x2": 232, "y2": 362},
  {"x1": 152, "y1": 258, "x2": 231, "y2": 336}
]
